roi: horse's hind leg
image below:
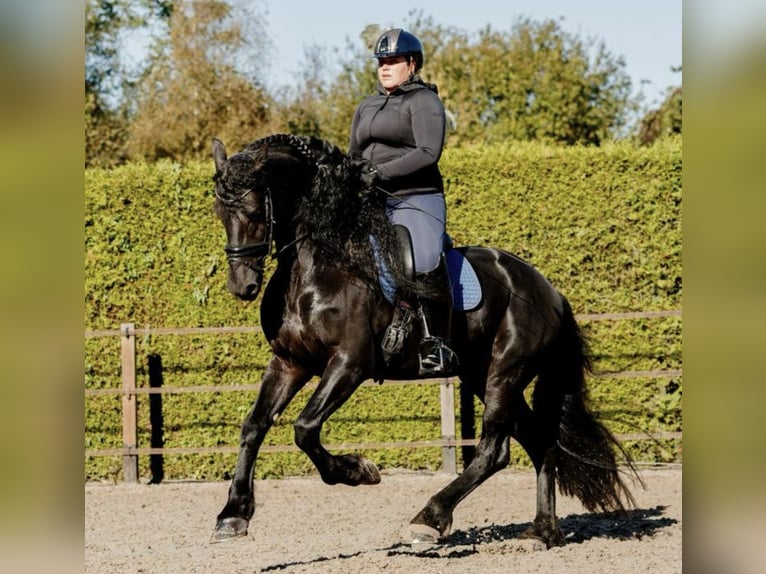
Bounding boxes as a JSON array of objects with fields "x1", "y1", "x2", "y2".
[
  {"x1": 511, "y1": 393, "x2": 566, "y2": 547},
  {"x1": 408, "y1": 421, "x2": 510, "y2": 543},
  {"x1": 406, "y1": 369, "x2": 534, "y2": 543},
  {"x1": 212, "y1": 358, "x2": 310, "y2": 542}
]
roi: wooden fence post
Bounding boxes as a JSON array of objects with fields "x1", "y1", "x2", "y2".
[
  {"x1": 439, "y1": 378, "x2": 457, "y2": 474},
  {"x1": 120, "y1": 323, "x2": 138, "y2": 483}
]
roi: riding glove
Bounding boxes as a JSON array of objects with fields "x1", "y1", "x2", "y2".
[
  {"x1": 351, "y1": 159, "x2": 380, "y2": 197},
  {"x1": 360, "y1": 166, "x2": 379, "y2": 188}
]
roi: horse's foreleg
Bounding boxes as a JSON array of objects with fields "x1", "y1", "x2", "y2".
[
  {"x1": 293, "y1": 358, "x2": 381, "y2": 486},
  {"x1": 212, "y1": 359, "x2": 310, "y2": 542}
]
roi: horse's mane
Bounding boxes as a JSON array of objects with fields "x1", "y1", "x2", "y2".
[{"x1": 248, "y1": 134, "x2": 419, "y2": 297}]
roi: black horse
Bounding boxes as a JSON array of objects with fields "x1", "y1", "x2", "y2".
[{"x1": 210, "y1": 133, "x2": 637, "y2": 547}]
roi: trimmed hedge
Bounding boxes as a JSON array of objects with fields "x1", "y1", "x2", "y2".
[{"x1": 85, "y1": 138, "x2": 681, "y2": 481}]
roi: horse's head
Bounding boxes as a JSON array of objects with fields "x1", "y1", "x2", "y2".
[
  {"x1": 212, "y1": 138, "x2": 274, "y2": 300},
  {"x1": 212, "y1": 133, "x2": 408, "y2": 300}
]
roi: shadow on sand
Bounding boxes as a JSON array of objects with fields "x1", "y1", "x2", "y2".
[{"x1": 260, "y1": 505, "x2": 677, "y2": 571}]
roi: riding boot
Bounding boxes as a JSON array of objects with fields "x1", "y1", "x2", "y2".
[{"x1": 416, "y1": 260, "x2": 459, "y2": 375}]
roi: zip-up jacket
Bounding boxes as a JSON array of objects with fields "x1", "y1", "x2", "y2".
[{"x1": 349, "y1": 78, "x2": 446, "y2": 196}]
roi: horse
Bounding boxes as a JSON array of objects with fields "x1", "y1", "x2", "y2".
[{"x1": 209, "y1": 133, "x2": 638, "y2": 547}]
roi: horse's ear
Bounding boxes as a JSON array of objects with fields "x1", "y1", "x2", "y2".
[{"x1": 212, "y1": 138, "x2": 227, "y2": 171}]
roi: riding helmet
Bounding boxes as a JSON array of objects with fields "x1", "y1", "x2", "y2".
[{"x1": 373, "y1": 28, "x2": 424, "y2": 71}]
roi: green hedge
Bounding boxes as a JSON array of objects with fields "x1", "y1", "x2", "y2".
[{"x1": 85, "y1": 138, "x2": 682, "y2": 481}]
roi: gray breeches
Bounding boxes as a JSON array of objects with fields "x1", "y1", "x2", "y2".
[{"x1": 385, "y1": 193, "x2": 446, "y2": 274}]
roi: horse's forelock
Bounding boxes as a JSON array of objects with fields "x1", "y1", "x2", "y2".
[{"x1": 220, "y1": 152, "x2": 263, "y2": 193}]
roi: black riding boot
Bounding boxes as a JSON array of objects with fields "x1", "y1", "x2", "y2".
[{"x1": 416, "y1": 262, "x2": 459, "y2": 375}]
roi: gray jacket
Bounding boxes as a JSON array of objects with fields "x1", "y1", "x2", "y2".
[{"x1": 349, "y1": 78, "x2": 446, "y2": 196}]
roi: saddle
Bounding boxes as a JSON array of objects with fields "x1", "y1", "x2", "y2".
[
  {"x1": 372, "y1": 231, "x2": 482, "y2": 312},
  {"x1": 371, "y1": 231, "x2": 482, "y2": 369}
]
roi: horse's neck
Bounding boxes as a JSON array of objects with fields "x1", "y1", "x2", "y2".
[{"x1": 288, "y1": 240, "x2": 336, "y2": 281}]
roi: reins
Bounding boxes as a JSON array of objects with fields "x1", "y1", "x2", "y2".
[
  {"x1": 366, "y1": 184, "x2": 446, "y2": 226},
  {"x1": 271, "y1": 233, "x2": 309, "y2": 260}
]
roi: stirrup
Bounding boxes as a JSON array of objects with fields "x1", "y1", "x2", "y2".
[
  {"x1": 382, "y1": 302, "x2": 414, "y2": 365},
  {"x1": 418, "y1": 336, "x2": 459, "y2": 375}
]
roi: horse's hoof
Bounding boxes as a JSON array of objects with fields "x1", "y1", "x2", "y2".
[
  {"x1": 520, "y1": 525, "x2": 565, "y2": 549},
  {"x1": 406, "y1": 522, "x2": 443, "y2": 545},
  {"x1": 210, "y1": 517, "x2": 249, "y2": 543},
  {"x1": 359, "y1": 458, "x2": 381, "y2": 485}
]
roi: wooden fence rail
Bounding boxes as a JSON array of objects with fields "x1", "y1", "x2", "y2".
[{"x1": 85, "y1": 310, "x2": 682, "y2": 482}]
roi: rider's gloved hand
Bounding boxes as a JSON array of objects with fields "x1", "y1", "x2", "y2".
[
  {"x1": 351, "y1": 159, "x2": 380, "y2": 198},
  {"x1": 360, "y1": 166, "x2": 379, "y2": 189}
]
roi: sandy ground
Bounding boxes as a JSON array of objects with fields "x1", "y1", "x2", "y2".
[{"x1": 85, "y1": 466, "x2": 681, "y2": 574}]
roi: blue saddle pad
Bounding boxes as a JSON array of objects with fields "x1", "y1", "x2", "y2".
[
  {"x1": 372, "y1": 238, "x2": 482, "y2": 311},
  {"x1": 444, "y1": 248, "x2": 482, "y2": 310}
]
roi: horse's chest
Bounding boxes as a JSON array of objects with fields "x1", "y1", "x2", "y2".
[
  {"x1": 271, "y1": 302, "x2": 334, "y2": 362},
  {"x1": 267, "y1": 274, "x2": 348, "y2": 362}
]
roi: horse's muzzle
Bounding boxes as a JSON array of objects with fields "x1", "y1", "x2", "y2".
[{"x1": 227, "y1": 263, "x2": 263, "y2": 301}]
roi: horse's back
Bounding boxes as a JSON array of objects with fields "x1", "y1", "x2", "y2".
[
  {"x1": 455, "y1": 245, "x2": 566, "y2": 350},
  {"x1": 460, "y1": 245, "x2": 563, "y2": 311}
]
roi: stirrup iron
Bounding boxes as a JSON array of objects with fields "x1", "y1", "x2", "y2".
[{"x1": 418, "y1": 336, "x2": 459, "y2": 375}]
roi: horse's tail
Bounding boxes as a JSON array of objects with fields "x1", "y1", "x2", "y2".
[{"x1": 533, "y1": 297, "x2": 640, "y2": 513}]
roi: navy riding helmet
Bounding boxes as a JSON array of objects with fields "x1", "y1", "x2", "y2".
[{"x1": 373, "y1": 28, "x2": 424, "y2": 72}]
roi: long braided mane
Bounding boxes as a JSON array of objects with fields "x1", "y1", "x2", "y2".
[{"x1": 248, "y1": 134, "x2": 418, "y2": 296}]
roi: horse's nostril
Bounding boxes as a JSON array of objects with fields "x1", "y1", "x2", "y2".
[
  {"x1": 244, "y1": 283, "x2": 259, "y2": 299},
  {"x1": 233, "y1": 283, "x2": 259, "y2": 301}
]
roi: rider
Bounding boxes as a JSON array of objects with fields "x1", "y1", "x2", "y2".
[{"x1": 349, "y1": 28, "x2": 458, "y2": 375}]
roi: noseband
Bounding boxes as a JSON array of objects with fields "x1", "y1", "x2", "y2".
[{"x1": 216, "y1": 186, "x2": 274, "y2": 273}]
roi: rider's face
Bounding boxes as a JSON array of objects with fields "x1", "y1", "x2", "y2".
[{"x1": 377, "y1": 56, "x2": 414, "y2": 92}]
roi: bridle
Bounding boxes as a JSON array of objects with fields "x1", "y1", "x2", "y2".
[
  {"x1": 216, "y1": 137, "x2": 317, "y2": 271},
  {"x1": 216, "y1": 185, "x2": 274, "y2": 272}
]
